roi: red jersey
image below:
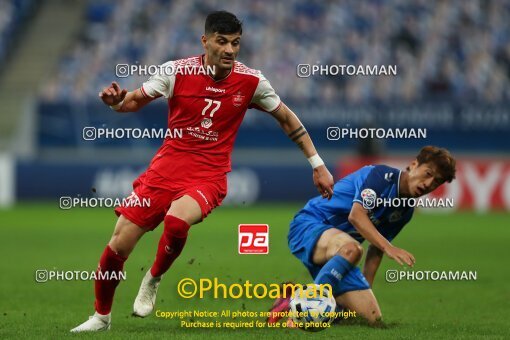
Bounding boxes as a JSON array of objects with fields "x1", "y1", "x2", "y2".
[{"x1": 139, "y1": 55, "x2": 281, "y2": 189}]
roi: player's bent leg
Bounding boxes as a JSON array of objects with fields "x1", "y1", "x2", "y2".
[
  {"x1": 97, "y1": 216, "x2": 146, "y2": 315},
  {"x1": 336, "y1": 289, "x2": 382, "y2": 325},
  {"x1": 134, "y1": 195, "x2": 202, "y2": 317},
  {"x1": 312, "y1": 229, "x2": 363, "y2": 299},
  {"x1": 312, "y1": 228, "x2": 363, "y2": 266},
  {"x1": 166, "y1": 194, "x2": 204, "y2": 225},
  {"x1": 150, "y1": 194, "x2": 202, "y2": 277},
  {"x1": 108, "y1": 214, "x2": 148, "y2": 257},
  {"x1": 71, "y1": 216, "x2": 147, "y2": 332}
]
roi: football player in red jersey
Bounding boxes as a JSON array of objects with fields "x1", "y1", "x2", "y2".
[{"x1": 71, "y1": 11, "x2": 334, "y2": 332}]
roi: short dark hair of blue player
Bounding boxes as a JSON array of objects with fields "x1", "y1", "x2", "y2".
[
  {"x1": 410, "y1": 145, "x2": 456, "y2": 183},
  {"x1": 205, "y1": 11, "x2": 243, "y2": 35}
]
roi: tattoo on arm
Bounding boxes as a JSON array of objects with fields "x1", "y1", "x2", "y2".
[
  {"x1": 291, "y1": 130, "x2": 308, "y2": 142},
  {"x1": 288, "y1": 126, "x2": 304, "y2": 138},
  {"x1": 288, "y1": 125, "x2": 308, "y2": 148}
]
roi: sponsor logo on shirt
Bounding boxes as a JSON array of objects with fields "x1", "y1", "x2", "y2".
[
  {"x1": 201, "y1": 118, "x2": 213, "y2": 129},
  {"x1": 206, "y1": 86, "x2": 226, "y2": 93},
  {"x1": 186, "y1": 127, "x2": 219, "y2": 142}
]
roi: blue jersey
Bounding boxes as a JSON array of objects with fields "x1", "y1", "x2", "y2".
[{"x1": 289, "y1": 165, "x2": 414, "y2": 244}]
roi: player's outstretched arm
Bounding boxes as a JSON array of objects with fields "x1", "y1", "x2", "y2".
[
  {"x1": 269, "y1": 103, "x2": 334, "y2": 199},
  {"x1": 363, "y1": 245, "x2": 384, "y2": 287},
  {"x1": 99, "y1": 82, "x2": 155, "y2": 112},
  {"x1": 349, "y1": 202, "x2": 415, "y2": 267}
]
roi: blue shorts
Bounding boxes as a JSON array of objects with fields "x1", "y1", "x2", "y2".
[{"x1": 288, "y1": 213, "x2": 370, "y2": 296}]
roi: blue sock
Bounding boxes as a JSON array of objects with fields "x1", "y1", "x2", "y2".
[{"x1": 314, "y1": 255, "x2": 353, "y2": 296}]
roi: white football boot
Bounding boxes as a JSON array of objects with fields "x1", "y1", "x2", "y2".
[
  {"x1": 133, "y1": 270, "x2": 162, "y2": 317},
  {"x1": 70, "y1": 312, "x2": 111, "y2": 332}
]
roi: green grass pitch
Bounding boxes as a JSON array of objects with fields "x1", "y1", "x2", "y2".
[{"x1": 0, "y1": 203, "x2": 508, "y2": 339}]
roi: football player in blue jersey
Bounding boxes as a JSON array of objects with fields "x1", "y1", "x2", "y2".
[{"x1": 268, "y1": 146, "x2": 456, "y2": 325}]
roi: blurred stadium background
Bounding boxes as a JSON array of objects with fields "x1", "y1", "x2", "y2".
[{"x1": 0, "y1": 0, "x2": 508, "y2": 210}]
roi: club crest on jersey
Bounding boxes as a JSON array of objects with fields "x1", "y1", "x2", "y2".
[
  {"x1": 201, "y1": 118, "x2": 213, "y2": 129},
  {"x1": 361, "y1": 188, "x2": 377, "y2": 210},
  {"x1": 232, "y1": 91, "x2": 245, "y2": 107}
]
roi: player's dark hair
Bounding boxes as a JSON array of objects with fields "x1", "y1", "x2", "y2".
[
  {"x1": 205, "y1": 11, "x2": 242, "y2": 35},
  {"x1": 415, "y1": 145, "x2": 457, "y2": 183}
]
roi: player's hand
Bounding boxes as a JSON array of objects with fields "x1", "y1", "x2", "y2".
[
  {"x1": 313, "y1": 165, "x2": 334, "y2": 200},
  {"x1": 384, "y1": 245, "x2": 415, "y2": 267},
  {"x1": 99, "y1": 81, "x2": 127, "y2": 106}
]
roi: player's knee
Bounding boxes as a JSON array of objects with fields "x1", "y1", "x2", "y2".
[
  {"x1": 109, "y1": 217, "x2": 144, "y2": 257},
  {"x1": 167, "y1": 196, "x2": 203, "y2": 226},
  {"x1": 338, "y1": 242, "x2": 363, "y2": 265},
  {"x1": 109, "y1": 237, "x2": 131, "y2": 258},
  {"x1": 164, "y1": 215, "x2": 191, "y2": 238}
]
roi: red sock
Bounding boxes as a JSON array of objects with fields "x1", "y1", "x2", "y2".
[
  {"x1": 150, "y1": 215, "x2": 190, "y2": 277},
  {"x1": 94, "y1": 245, "x2": 127, "y2": 315}
]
